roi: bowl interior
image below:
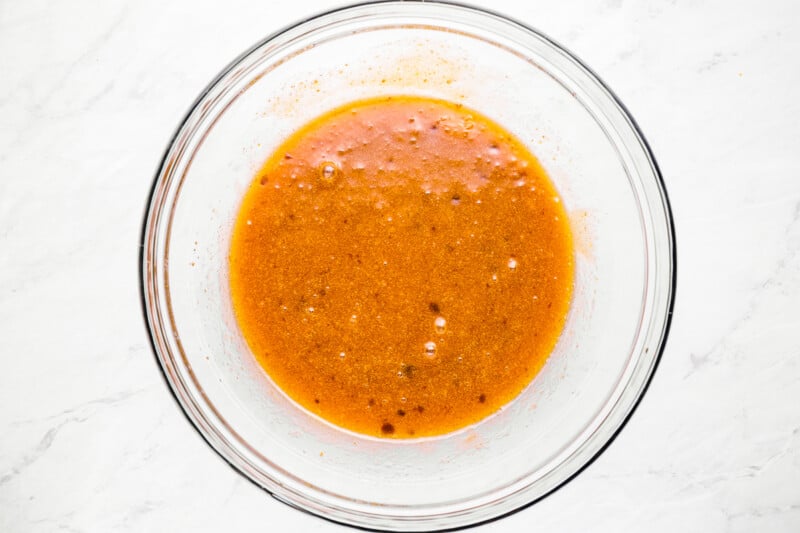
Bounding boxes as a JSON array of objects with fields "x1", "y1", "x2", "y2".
[{"x1": 145, "y1": 2, "x2": 672, "y2": 529}]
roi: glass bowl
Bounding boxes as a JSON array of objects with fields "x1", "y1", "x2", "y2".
[{"x1": 141, "y1": 2, "x2": 675, "y2": 530}]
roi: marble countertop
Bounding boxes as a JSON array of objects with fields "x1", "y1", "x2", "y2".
[{"x1": 2, "y1": 0, "x2": 799, "y2": 531}]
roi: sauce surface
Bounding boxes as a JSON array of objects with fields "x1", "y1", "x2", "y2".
[{"x1": 229, "y1": 96, "x2": 573, "y2": 438}]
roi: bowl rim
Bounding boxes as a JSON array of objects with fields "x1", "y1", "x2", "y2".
[{"x1": 139, "y1": 1, "x2": 677, "y2": 530}]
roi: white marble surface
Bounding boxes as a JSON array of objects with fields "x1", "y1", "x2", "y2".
[{"x1": 2, "y1": 0, "x2": 799, "y2": 531}]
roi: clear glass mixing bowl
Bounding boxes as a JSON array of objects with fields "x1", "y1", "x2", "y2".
[{"x1": 141, "y1": 2, "x2": 675, "y2": 530}]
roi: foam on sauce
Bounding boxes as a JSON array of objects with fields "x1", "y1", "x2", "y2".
[{"x1": 229, "y1": 96, "x2": 574, "y2": 438}]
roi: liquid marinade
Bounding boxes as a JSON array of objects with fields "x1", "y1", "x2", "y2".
[{"x1": 229, "y1": 96, "x2": 573, "y2": 438}]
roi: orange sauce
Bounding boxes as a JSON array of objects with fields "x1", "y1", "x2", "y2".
[{"x1": 229, "y1": 96, "x2": 573, "y2": 438}]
